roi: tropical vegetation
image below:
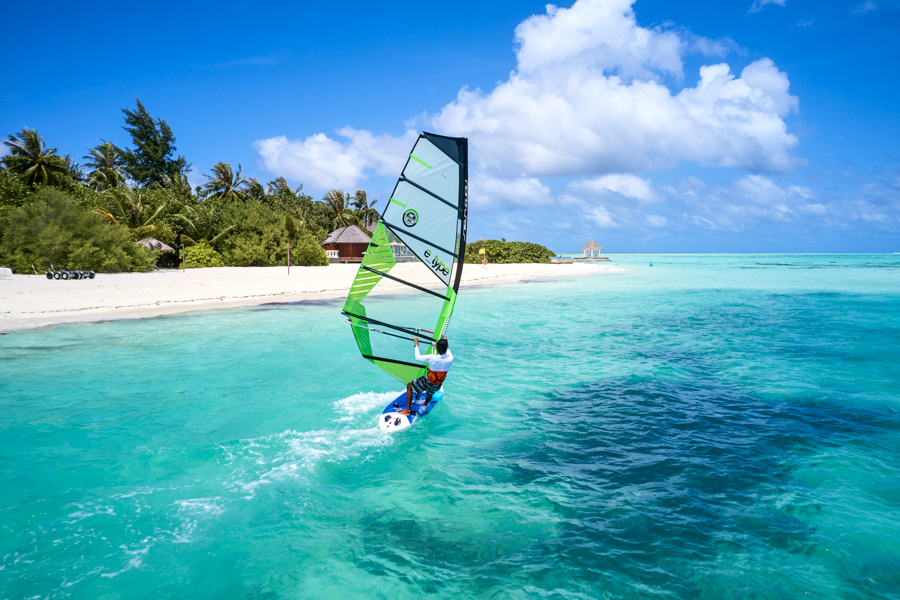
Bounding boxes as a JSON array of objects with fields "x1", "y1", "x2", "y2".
[
  {"x1": 0, "y1": 189, "x2": 156, "y2": 273},
  {"x1": 464, "y1": 238, "x2": 556, "y2": 264},
  {"x1": 0, "y1": 100, "x2": 383, "y2": 272},
  {"x1": 2, "y1": 128, "x2": 69, "y2": 186}
]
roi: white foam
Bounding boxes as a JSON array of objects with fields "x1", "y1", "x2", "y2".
[
  {"x1": 99, "y1": 545, "x2": 149, "y2": 578},
  {"x1": 332, "y1": 390, "x2": 401, "y2": 422},
  {"x1": 112, "y1": 486, "x2": 175, "y2": 500},
  {"x1": 221, "y1": 390, "x2": 401, "y2": 498},
  {"x1": 229, "y1": 425, "x2": 394, "y2": 499},
  {"x1": 65, "y1": 503, "x2": 115, "y2": 523},
  {"x1": 174, "y1": 497, "x2": 225, "y2": 516},
  {"x1": 165, "y1": 497, "x2": 225, "y2": 543}
]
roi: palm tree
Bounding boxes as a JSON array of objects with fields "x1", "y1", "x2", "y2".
[
  {"x1": 173, "y1": 203, "x2": 235, "y2": 246},
  {"x1": 351, "y1": 189, "x2": 378, "y2": 227},
  {"x1": 162, "y1": 170, "x2": 194, "y2": 201},
  {"x1": 284, "y1": 214, "x2": 305, "y2": 240},
  {"x1": 63, "y1": 153, "x2": 84, "y2": 182},
  {"x1": 202, "y1": 162, "x2": 247, "y2": 202},
  {"x1": 2, "y1": 127, "x2": 68, "y2": 185},
  {"x1": 94, "y1": 188, "x2": 168, "y2": 241},
  {"x1": 245, "y1": 177, "x2": 266, "y2": 202},
  {"x1": 266, "y1": 177, "x2": 313, "y2": 216},
  {"x1": 267, "y1": 177, "x2": 295, "y2": 197},
  {"x1": 323, "y1": 189, "x2": 360, "y2": 229},
  {"x1": 84, "y1": 142, "x2": 126, "y2": 191}
]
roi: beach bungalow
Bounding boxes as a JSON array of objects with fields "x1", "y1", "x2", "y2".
[
  {"x1": 582, "y1": 240, "x2": 603, "y2": 258},
  {"x1": 322, "y1": 225, "x2": 372, "y2": 263}
]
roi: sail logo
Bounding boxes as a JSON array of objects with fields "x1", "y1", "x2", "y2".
[
  {"x1": 423, "y1": 249, "x2": 450, "y2": 277},
  {"x1": 403, "y1": 209, "x2": 418, "y2": 227}
]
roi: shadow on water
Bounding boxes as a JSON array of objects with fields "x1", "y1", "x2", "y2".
[
  {"x1": 496, "y1": 376, "x2": 900, "y2": 598},
  {"x1": 346, "y1": 374, "x2": 900, "y2": 599}
]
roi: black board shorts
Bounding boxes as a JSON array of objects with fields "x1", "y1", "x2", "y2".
[{"x1": 410, "y1": 375, "x2": 441, "y2": 397}]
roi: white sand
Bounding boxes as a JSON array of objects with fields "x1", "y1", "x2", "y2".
[{"x1": 0, "y1": 262, "x2": 621, "y2": 333}]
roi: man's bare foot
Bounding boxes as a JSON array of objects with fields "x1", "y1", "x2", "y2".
[{"x1": 397, "y1": 409, "x2": 411, "y2": 416}]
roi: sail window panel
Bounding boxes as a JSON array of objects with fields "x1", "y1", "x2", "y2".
[
  {"x1": 368, "y1": 332, "x2": 418, "y2": 369},
  {"x1": 383, "y1": 182, "x2": 459, "y2": 286},
  {"x1": 403, "y1": 138, "x2": 460, "y2": 207},
  {"x1": 389, "y1": 182, "x2": 459, "y2": 250},
  {"x1": 359, "y1": 280, "x2": 450, "y2": 367}
]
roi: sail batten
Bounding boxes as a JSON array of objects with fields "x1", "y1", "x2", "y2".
[
  {"x1": 380, "y1": 221, "x2": 459, "y2": 261},
  {"x1": 343, "y1": 311, "x2": 440, "y2": 344},
  {"x1": 342, "y1": 132, "x2": 468, "y2": 384},
  {"x1": 399, "y1": 176, "x2": 459, "y2": 210},
  {"x1": 360, "y1": 266, "x2": 451, "y2": 301}
]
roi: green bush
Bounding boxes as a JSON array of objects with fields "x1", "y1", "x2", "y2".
[
  {"x1": 137, "y1": 187, "x2": 190, "y2": 245},
  {"x1": 0, "y1": 169, "x2": 36, "y2": 238},
  {"x1": 464, "y1": 239, "x2": 555, "y2": 264},
  {"x1": 0, "y1": 188, "x2": 156, "y2": 273},
  {"x1": 54, "y1": 177, "x2": 103, "y2": 208},
  {"x1": 181, "y1": 243, "x2": 224, "y2": 268},
  {"x1": 221, "y1": 231, "x2": 271, "y2": 266},
  {"x1": 289, "y1": 234, "x2": 328, "y2": 266},
  {"x1": 219, "y1": 203, "x2": 288, "y2": 266},
  {"x1": 217, "y1": 203, "x2": 328, "y2": 266}
]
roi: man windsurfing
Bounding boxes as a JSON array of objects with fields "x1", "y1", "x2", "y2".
[{"x1": 397, "y1": 336, "x2": 453, "y2": 416}]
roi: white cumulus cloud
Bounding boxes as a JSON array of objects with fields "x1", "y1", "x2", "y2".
[
  {"x1": 674, "y1": 174, "x2": 821, "y2": 229},
  {"x1": 433, "y1": 0, "x2": 799, "y2": 179},
  {"x1": 254, "y1": 0, "x2": 800, "y2": 221},
  {"x1": 477, "y1": 174, "x2": 553, "y2": 208},
  {"x1": 512, "y1": 0, "x2": 685, "y2": 80},
  {"x1": 749, "y1": 0, "x2": 787, "y2": 13},
  {"x1": 585, "y1": 205, "x2": 619, "y2": 228},
  {"x1": 569, "y1": 174, "x2": 657, "y2": 202},
  {"x1": 253, "y1": 128, "x2": 417, "y2": 191}
]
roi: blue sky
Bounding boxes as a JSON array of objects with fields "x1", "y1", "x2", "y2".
[{"x1": 2, "y1": 0, "x2": 898, "y2": 252}]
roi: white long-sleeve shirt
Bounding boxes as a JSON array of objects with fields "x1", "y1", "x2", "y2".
[{"x1": 415, "y1": 345, "x2": 454, "y2": 382}]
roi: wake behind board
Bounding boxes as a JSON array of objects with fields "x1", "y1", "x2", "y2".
[{"x1": 378, "y1": 389, "x2": 443, "y2": 432}]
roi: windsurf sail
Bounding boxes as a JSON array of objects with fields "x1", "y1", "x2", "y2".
[{"x1": 342, "y1": 132, "x2": 468, "y2": 383}]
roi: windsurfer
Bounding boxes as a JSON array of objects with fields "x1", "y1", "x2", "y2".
[{"x1": 398, "y1": 336, "x2": 453, "y2": 416}]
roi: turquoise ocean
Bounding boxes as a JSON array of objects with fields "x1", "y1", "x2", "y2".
[{"x1": 2, "y1": 253, "x2": 900, "y2": 599}]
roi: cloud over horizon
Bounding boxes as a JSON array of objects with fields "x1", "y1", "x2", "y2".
[
  {"x1": 254, "y1": 127, "x2": 418, "y2": 191},
  {"x1": 252, "y1": 0, "x2": 825, "y2": 245},
  {"x1": 433, "y1": 0, "x2": 798, "y2": 179},
  {"x1": 256, "y1": 0, "x2": 799, "y2": 191}
]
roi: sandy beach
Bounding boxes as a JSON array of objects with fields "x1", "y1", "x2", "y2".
[{"x1": 0, "y1": 262, "x2": 620, "y2": 333}]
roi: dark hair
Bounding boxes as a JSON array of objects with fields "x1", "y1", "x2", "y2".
[{"x1": 436, "y1": 336, "x2": 449, "y2": 354}]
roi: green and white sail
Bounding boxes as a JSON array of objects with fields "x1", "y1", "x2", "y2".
[{"x1": 342, "y1": 132, "x2": 468, "y2": 383}]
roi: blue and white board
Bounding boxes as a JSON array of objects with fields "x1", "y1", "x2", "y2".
[{"x1": 378, "y1": 388, "x2": 443, "y2": 432}]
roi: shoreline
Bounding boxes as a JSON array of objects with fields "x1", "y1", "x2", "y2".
[{"x1": 0, "y1": 262, "x2": 622, "y2": 334}]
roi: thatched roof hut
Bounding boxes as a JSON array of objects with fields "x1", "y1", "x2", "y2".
[
  {"x1": 136, "y1": 238, "x2": 176, "y2": 253},
  {"x1": 322, "y1": 225, "x2": 372, "y2": 263},
  {"x1": 582, "y1": 240, "x2": 603, "y2": 258},
  {"x1": 322, "y1": 225, "x2": 371, "y2": 245}
]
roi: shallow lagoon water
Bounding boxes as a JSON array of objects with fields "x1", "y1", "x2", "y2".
[{"x1": 2, "y1": 254, "x2": 899, "y2": 599}]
